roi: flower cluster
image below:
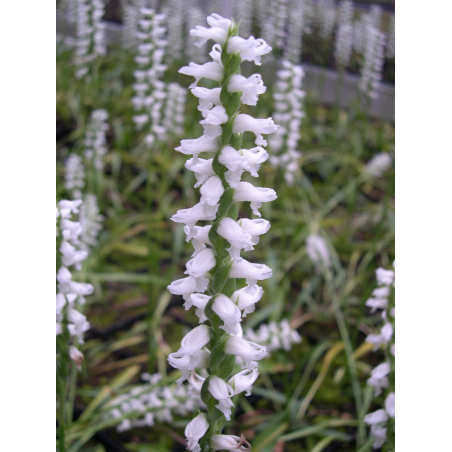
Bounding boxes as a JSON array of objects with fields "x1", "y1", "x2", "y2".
[
  {"x1": 334, "y1": 0, "x2": 354, "y2": 70},
  {"x1": 56, "y1": 200, "x2": 94, "y2": 368},
  {"x1": 245, "y1": 319, "x2": 302, "y2": 353},
  {"x1": 269, "y1": 60, "x2": 305, "y2": 185},
  {"x1": 65, "y1": 153, "x2": 85, "y2": 199},
  {"x1": 358, "y1": 22, "x2": 386, "y2": 100},
  {"x1": 233, "y1": 0, "x2": 253, "y2": 38},
  {"x1": 161, "y1": 82, "x2": 187, "y2": 139},
  {"x1": 74, "y1": 0, "x2": 106, "y2": 79},
  {"x1": 284, "y1": 1, "x2": 305, "y2": 64},
  {"x1": 316, "y1": 0, "x2": 337, "y2": 40},
  {"x1": 364, "y1": 264, "x2": 395, "y2": 449},
  {"x1": 385, "y1": 15, "x2": 395, "y2": 60},
  {"x1": 306, "y1": 233, "x2": 332, "y2": 273},
  {"x1": 84, "y1": 109, "x2": 109, "y2": 172},
  {"x1": 365, "y1": 152, "x2": 393, "y2": 178},
  {"x1": 163, "y1": 0, "x2": 185, "y2": 63},
  {"x1": 167, "y1": 14, "x2": 277, "y2": 451},
  {"x1": 131, "y1": 7, "x2": 168, "y2": 148},
  {"x1": 107, "y1": 373, "x2": 203, "y2": 432},
  {"x1": 79, "y1": 193, "x2": 104, "y2": 251}
]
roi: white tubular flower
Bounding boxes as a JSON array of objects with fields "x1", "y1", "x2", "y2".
[
  {"x1": 179, "y1": 62, "x2": 224, "y2": 89},
  {"x1": 238, "y1": 218, "x2": 271, "y2": 245},
  {"x1": 227, "y1": 36, "x2": 272, "y2": 65},
  {"x1": 200, "y1": 105, "x2": 229, "y2": 138},
  {"x1": 185, "y1": 248, "x2": 216, "y2": 278},
  {"x1": 200, "y1": 176, "x2": 224, "y2": 214},
  {"x1": 207, "y1": 13, "x2": 233, "y2": 31},
  {"x1": 233, "y1": 182, "x2": 277, "y2": 217},
  {"x1": 233, "y1": 114, "x2": 278, "y2": 147},
  {"x1": 168, "y1": 350, "x2": 210, "y2": 384},
  {"x1": 367, "y1": 362, "x2": 390, "y2": 396},
  {"x1": 364, "y1": 409, "x2": 389, "y2": 425},
  {"x1": 211, "y1": 434, "x2": 251, "y2": 451},
  {"x1": 67, "y1": 308, "x2": 90, "y2": 343},
  {"x1": 366, "y1": 321, "x2": 394, "y2": 351},
  {"x1": 171, "y1": 203, "x2": 217, "y2": 237},
  {"x1": 186, "y1": 158, "x2": 215, "y2": 188},
  {"x1": 228, "y1": 368, "x2": 259, "y2": 396},
  {"x1": 208, "y1": 376, "x2": 235, "y2": 421},
  {"x1": 228, "y1": 74, "x2": 267, "y2": 106},
  {"x1": 231, "y1": 285, "x2": 264, "y2": 317},
  {"x1": 185, "y1": 293, "x2": 212, "y2": 323},
  {"x1": 69, "y1": 346, "x2": 84, "y2": 370},
  {"x1": 212, "y1": 294, "x2": 242, "y2": 334},
  {"x1": 385, "y1": 392, "x2": 395, "y2": 418},
  {"x1": 190, "y1": 25, "x2": 228, "y2": 47},
  {"x1": 185, "y1": 413, "x2": 209, "y2": 452},
  {"x1": 217, "y1": 217, "x2": 254, "y2": 253},
  {"x1": 167, "y1": 276, "x2": 208, "y2": 300},
  {"x1": 189, "y1": 225, "x2": 213, "y2": 256},
  {"x1": 225, "y1": 336, "x2": 267, "y2": 368},
  {"x1": 376, "y1": 268, "x2": 395, "y2": 286},
  {"x1": 370, "y1": 425, "x2": 388, "y2": 449},
  {"x1": 191, "y1": 87, "x2": 222, "y2": 116},
  {"x1": 306, "y1": 233, "x2": 332, "y2": 272},
  {"x1": 176, "y1": 325, "x2": 211, "y2": 357},
  {"x1": 176, "y1": 135, "x2": 218, "y2": 158},
  {"x1": 229, "y1": 259, "x2": 272, "y2": 286},
  {"x1": 365, "y1": 152, "x2": 393, "y2": 177}
]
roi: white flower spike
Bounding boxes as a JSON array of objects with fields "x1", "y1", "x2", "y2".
[{"x1": 168, "y1": 14, "x2": 276, "y2": 450}]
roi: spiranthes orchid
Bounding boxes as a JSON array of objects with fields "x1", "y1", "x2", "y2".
[{"x1": 167, "y1": 14, "x2": 279, "y2": 451}]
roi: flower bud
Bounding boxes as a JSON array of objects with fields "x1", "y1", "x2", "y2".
[{"x1": 69, "y1": 346, "x2": 84, "y2": 370}]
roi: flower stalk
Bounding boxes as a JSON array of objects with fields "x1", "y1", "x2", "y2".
[{"x1": 168, "y1": 14, "x2": 277, "y2": 452}]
